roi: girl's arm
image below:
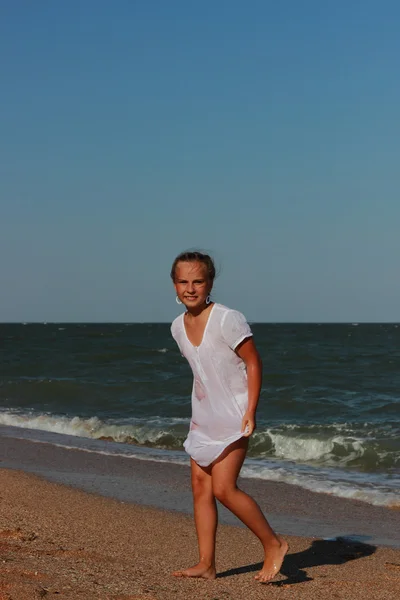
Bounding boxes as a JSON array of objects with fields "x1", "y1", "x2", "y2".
[{"x1": 236, "y1": 338, "x2": 263, "y2": 436}]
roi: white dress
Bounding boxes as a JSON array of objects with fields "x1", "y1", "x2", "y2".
[{"x1": 171, "y1": 303, "x2": 253, "y2": 467}]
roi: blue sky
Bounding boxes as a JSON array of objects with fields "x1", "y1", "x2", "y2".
[{"x1": 1, "y1": 1, "x2": 399, "y2": 322}]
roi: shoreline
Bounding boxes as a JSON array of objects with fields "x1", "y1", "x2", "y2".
[
  {"x1": 1, "y1": 468, "x2": 400, "y2": 600},
  {"x1": 0, "y1": 427, "x2": 399, "y2": 549}
]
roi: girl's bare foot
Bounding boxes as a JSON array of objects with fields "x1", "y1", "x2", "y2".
[
  {"x1": 172, "y1": 561, "x2": 216, "y2": 580},
  {"x1": 255, "y1": 536, "x2": 289, "y2": 583}
]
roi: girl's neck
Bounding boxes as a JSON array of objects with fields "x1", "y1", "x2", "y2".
[{"x1": 186, "y1": 302, "x2": 214, "y2": 319}]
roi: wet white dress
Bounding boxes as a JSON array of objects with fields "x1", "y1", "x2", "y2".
[{"x1": 171, "y1": 303, "x2": 253, "y2": 467}]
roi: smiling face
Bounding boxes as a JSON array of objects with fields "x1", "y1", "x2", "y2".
[{"x1": 174, "y1": 261, "x2": 213, "y2": 311}]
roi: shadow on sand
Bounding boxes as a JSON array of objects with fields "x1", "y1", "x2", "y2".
[{"x1": 217, "y1": 536, "x2": 377, "y2": 585}]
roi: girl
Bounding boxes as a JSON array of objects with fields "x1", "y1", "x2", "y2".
[{"x1": 170, "y1": 251, "x2": 288, "y2": 583}]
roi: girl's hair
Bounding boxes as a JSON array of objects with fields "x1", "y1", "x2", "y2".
[{"x1": 170, "y1": 251, "x2": 216, "y2": 282}]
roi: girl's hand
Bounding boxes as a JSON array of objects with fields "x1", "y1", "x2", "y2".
[{"x1": 241, "y1": 412, "x2": 256, "y2": 437}]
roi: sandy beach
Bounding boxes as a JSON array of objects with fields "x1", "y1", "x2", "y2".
[
  {"x1": 1, "y1": 469, "x2": 399, "y2": 600},
  {"x1": 1, "y1": 431, "x2": 400, "y2": 600}
]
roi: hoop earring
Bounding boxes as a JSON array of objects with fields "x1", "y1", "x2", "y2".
[
  {"x1": 205, "y1": 295, "x2": 211, "y2": 305},
  {"x1": 176, "y1": 296, "x2": 182, "y2": 305}
]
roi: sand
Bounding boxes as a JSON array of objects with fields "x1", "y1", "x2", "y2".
[{"x1": 1, "y1": 467, "x2": 399, "y2": 600}]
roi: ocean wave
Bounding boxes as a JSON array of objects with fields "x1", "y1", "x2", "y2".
[
  {"x1": 0, "y1": 410, "x2": 398, "y2": 473},
  {"x1": 259, "y1": 429, "x2": 366, "y2": 463},
  {"x1": 0, "y1": 411, "x2": 188, "y2": 449},
  {"x1": 250, "y1": 423, "x2": 399, "y2": 470}
]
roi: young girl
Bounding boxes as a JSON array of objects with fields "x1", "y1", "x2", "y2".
[{"x1": 170, "y1": 251, "x2": 288, "y2": 583}]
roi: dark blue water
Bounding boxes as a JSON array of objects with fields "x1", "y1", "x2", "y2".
[{"x1": 1, "y1": 322, "x2": 399, "y2": 507}]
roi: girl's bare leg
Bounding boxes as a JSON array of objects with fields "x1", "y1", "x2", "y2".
[
  {"x1": 211, "y1": 438, "x2": 288, "y2": 583},
  {"x1": 172, "y1": 459, "x2": 217, "y2": 579}
]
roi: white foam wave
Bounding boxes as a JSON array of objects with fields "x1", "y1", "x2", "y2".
[
  {"x1": 0, "y1": 411, "x2": 188, "y2": 446},
  {"x1": 266, "y1": 430, "x2": 366, "y2": 465},
  {"x1": 1, "y1": 411, "x2": 394, "y2": 469}
]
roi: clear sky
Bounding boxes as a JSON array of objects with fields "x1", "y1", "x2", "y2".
[{"x1": 1, "y1": 1, "x2": 399, "y2": 322}]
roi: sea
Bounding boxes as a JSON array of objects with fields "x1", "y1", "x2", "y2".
[{"x1": 1, "y1": 322, "x2": 399, "y2": 509}]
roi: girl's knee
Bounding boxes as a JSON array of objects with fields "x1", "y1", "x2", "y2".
[
  {"x1": 192, "y1": 473, "x2": 212, "y2": 499},
  {"x1": 212, "y1": 482, "x2": 236, "y2": 505}
]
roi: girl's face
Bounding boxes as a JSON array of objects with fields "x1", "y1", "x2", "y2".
[{"x1": 174, "y1": 261, "x2": 212, "y2": 310}]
